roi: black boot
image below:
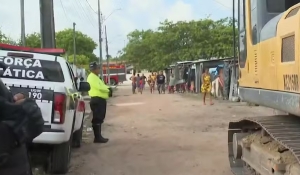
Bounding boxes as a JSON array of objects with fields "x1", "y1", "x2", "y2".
[{"x1": 92, "y1": 124, "x2": 109, "y2": 143}]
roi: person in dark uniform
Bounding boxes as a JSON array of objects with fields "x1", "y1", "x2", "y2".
[
  {"x1": 87, "y1": 62, "x2": 111, "y2": 143},
  {"x1": 156, "y1": 71, "x2": 166, "y2": 94},
  {"x1": 0, "y1": 78, "x2": 44, "y2": 175}
]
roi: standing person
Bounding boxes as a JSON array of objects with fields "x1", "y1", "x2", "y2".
[
  {"x1": 218, "y1": 68, "x2": 225, "y2": 99},
  {"x1": 190, "y1": 81, "x2": 195, "y2": 93},
  {"x1": 147, "y1": 74, "x2": 152, "y2": 87},
  {"x1": 157, "y1": 71, "x2": 166, "y2": 94},
  {"x1": 87, "y1": 62, "x2": 110, "y2": 143},
  {"x1": 150, "y1": 72, "x2": 156, "y2": 92},
  {"x1": 136, "y1": 74, "x2": 141, "y2": 93},
  {"x1": 149, "y1": 76, "x2": 155, "y2": 93},
  {"x1": 130, "y1": 73, "x2": 137, "y2": 94},
  {"x1": 140, "y1": 74, "x2": 147, "y2": 94},
  {"x1": 0, "y1": 80, "x2": 44, "y2": 175},
  {"x1": 141, "y1": 73, "x2": 147, "y2": 89},
  {"x1": 190, "y1": 68, "x2": 195, "y2": 93},
  {"x1": 168, "y1": 73, "x2": 176, "y2": 94},
  {"x1": 201, "y1": 68, "x2": 214, "y2": 105}
]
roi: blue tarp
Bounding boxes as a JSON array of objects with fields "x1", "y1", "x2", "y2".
[
  {"x1": 209, "y1": 65, "x2": 223, "y2": 75},
  {"x1": 209, "y1": 68, "x2": 217, "y2": 75}
]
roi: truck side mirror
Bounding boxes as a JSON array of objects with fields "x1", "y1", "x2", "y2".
[{"x1": 78, "y1": 82, "x2": 90, "y2": 92}]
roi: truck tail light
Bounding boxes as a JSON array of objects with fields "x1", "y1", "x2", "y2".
[
  {"x1": 78, "y1": 101, "x2": 85, "y2": 112},
  {"x1": 53, "y1": 93, "x2": 66, "y2": 124}
]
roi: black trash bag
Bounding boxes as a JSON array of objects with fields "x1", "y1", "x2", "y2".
[{"x1": 108, "y1": 87, "x2": 113, "y2": 97}]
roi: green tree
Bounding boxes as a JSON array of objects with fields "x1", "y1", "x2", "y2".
[
  {"x1": 0, "y1": 30, "x2": 17, "y2": 45},
  {"x1": 56, "y1": 29, "x2": 97, "y2": 62},
  {"x1": 23, "y1": 29, "x2": 98, "y2": 63},
  {"x1": 23, "y1": 32, "x2": 41, "y2": 48},
  {"x1": 65, "y1": 54, "x2": 91, "y2": 74},
  {"x1": 66, "y1": 54, "x2": 90, "y2": 67},
  {"x1": 121, "y1": 17, "x2": 237, "y2": 70}
]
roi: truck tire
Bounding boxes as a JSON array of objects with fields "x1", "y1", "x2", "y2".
[
  {"x1": 48, "y1": 139, "x2": 72, "y2": 174},
  {"x1": 72, "y1": 112, "x2": 85, "y2": 148},
  {"x1": 48, "y1": 110, "x2": 76, "y2": 174}
]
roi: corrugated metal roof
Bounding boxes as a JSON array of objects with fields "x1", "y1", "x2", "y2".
[{"x1": 193, "y1": 57, "x2": 236, "y2": 63}]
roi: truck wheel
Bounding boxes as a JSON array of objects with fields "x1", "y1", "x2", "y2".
[
  {"x1": 72, "y1": 113, "x2": 85, "y2": 148},
  {"x1": 110, "y1": 78, "x2": 116, "y2": 85},
  {"x1": 48, "y1": 140, "x2": 72, "y2": 174}
]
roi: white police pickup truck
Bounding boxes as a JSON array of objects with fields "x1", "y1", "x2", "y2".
[{"x1": 0, "y1": 44, "x2": 90, "y2": 174}]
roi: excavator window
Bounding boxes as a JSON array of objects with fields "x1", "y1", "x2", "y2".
[
  {"x1": 251, "y1": 0, "x2": 258, "y2": 45},
  {"x1": 238, "y1": 0, "x2": 247, "y2": 68},
  {"x1": 238, "y1": 0, "x2": 245, "y2": 30},
  {"x1": 267, "y1": 0, "x2": 300, "y2": 13}
]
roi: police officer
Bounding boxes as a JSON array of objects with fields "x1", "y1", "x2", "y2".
[
  {"x1": 87, "y1": 62, "x2": 110, "y2": 143},
  {"x1": 0, "y1": 78, "x2": 44, "y2": 175}
]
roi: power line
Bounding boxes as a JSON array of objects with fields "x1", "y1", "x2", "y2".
[
  {"x1": 212, "y1": 0, "x2": 232, "y2": 9},
  {"x1": 74, "y1": 0, "x2": 97, "y2": 28},
  {"x1": 85, "y1": 0, "x2": 97, "y2": 14},
  {"x1": 212, "y1": 0, "x2": 238, "y2": 13},
  {"x1": 82, "y1": 1, "x2": 98, "y2": 21},
  {"x1": 59, "y1": 0, "x2": 70, "y2": 21},
  {"x1": 70, "y1": 1, "x2": 86, "y2": 21},
  {"x1": 60, "y1": 0, "x2": 83, "y2": 21},
  {"x1": 58, "y1": 0, "x2": 97, "y2": 28}
]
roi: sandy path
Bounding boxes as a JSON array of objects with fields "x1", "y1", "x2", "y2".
[{"x1": 68, "y1": 85, "x2": 273, "y2": 175}]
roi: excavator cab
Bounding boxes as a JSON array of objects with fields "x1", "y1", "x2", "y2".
[
  {"x1": 236, "y1": 0, "x2": 300, "y2": 115},
  {"x1": 237, "y1": 0, "x2": 300, "y2": 69}
]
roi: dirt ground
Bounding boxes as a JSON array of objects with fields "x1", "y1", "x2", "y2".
[{"x1": 67, "y1": 85, "x2": 274, "y2": 175}]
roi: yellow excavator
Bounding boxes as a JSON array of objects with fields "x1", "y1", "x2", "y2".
[{"x1": 228, "y1": 0, "x2": 300, "y2": 174}]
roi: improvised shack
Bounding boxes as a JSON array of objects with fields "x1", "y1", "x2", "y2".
[
  {"x1": 165, "y1": 61, "x2": 194, "y2": 92},
  {"x1": 192, "y1": 57, "x2": 238, "y2": 100},
  {"x1": 223, "y1": 58, "x2": 239, "y2": 101},
  {"x1": 164, "y1": 67, "x2": 172, "y2": 86}
]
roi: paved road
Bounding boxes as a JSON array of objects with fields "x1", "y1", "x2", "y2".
[{"x1": 68, "y1": 85, "x2": 273, "y2": 175}]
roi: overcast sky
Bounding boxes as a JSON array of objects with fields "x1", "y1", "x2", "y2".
[{"x1": 0, "y1": 0, "x2": 234, "y2": 58}]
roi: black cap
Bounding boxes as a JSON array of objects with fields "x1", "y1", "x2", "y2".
[{"x1": 89, "y1": 61, "x2": 100, "y2": 70}]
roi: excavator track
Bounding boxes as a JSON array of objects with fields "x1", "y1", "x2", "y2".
[{"x1": 228, "y1": 115, "x2": 300, "y2": 175}]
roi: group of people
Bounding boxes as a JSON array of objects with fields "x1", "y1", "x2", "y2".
[
  {"x1": 130, "y1": 71, "x2": 166, "y2": 94},
  {"x1": 130, "y1": 73, "x2": 147, "y2": 94},
  {"x1": 128, "y1": 68, "x2": 215, "y2": 105},
  {"x1": 169, "y1": 68, "x2": 215, "y2": 105}
]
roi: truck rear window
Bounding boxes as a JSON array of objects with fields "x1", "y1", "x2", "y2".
[{"x1": 0, "y1": 57, "x2": 64, "y2": 82}]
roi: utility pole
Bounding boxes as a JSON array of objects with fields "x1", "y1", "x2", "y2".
[
  {"x1": 232, "y1": 0, "x2": 236, "y2": 69},
  {"x1": 20, "y1": 0, "x2": 26, "y2": 46},
  {"x1": 73, "y1": 22, "x2": 77, "y2": 75},
  {"x1": 39, "y1": 0, "x2": 56, "y2": 48},
  {"x1": 105, "y1": 25, "x2": 110, "y2": 85},
  {"x1": 97, "y1": 0, "x2": 103, "y2": 78}
]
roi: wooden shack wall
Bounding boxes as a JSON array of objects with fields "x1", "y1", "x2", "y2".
[{"x1": 195, "y1": 64, "x2": 201, "y2": 93}]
